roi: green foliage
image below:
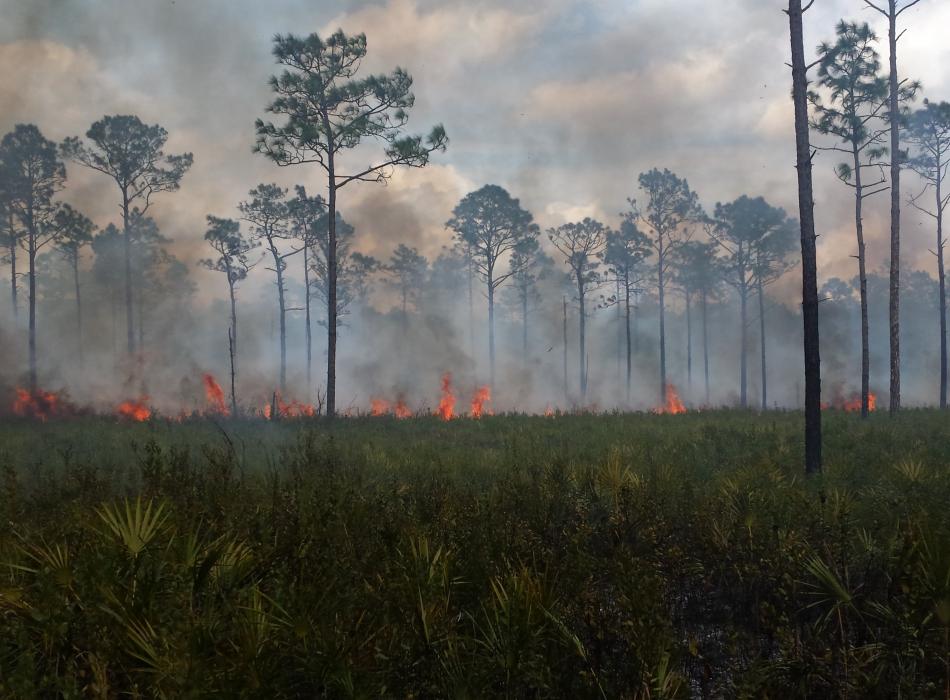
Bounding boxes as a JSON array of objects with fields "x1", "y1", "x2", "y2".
[{"x1": 1, "y1": 411, "x2": 950, "y2": 696}]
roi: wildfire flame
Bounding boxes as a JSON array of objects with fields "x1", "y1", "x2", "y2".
[
  {"x1": 655, "y1": 384, "x2": 687, "y2": 415},
  {"x1": 370, "y1": 397, "x2": 390, "y2": 416},
  {"x1": 263, "y1": 392, "x2": 316, "y2": 419},
  {"x1": 116, "y1": 397, "x2": 151, "y2": 421},
  {"x1": 824, "y1": 391, "x2": 877, "y2": 412},
  {"x1": 437, "y1": 372, "x2": 456, "y2": 420},
  {"x1": 394, "y1": 397, "x2": 412, "y2": 419},
  {"x1": 12, "y1": 387, "x2": 69, "y2": 421},
  {"x1": 203, "y1": 373, "x2": 228, "y2": 415},
  {"x1": 470, "y1": 385, "x2": 491, "y2": 418}
]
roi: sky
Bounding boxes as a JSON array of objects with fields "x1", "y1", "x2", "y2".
[{"x1": 0, "y1": 0, "x2": 948, "y2": 308}]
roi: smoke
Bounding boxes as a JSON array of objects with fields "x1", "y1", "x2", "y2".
[{"x1": 0, "y1": 0, "x2": 948, "y2": 413}]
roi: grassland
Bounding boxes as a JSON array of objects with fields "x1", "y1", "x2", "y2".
[{"x1": 1, "y1": 410, "x2": 949, "y2": 698}]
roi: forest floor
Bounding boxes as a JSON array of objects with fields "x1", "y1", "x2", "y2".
[{"x1": 1, "y1": 411, "x2": 949, "y2": 697}]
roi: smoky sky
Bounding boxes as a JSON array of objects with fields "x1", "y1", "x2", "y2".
[
  {"x1": 1, "y1": 0, "x2": 949, "y2": 411},
  {"x1": 2, "y1": 0, "x2": 948, "y2": 304}
]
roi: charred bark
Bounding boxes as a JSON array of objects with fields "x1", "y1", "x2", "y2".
[{"x1": 788, "y1": 0, "x2": 823, "y2": 474}]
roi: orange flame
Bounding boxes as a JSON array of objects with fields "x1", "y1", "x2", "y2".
[
  {"x1": 828, "y1": 390, "x2": 877, "y2": 412},
  {"x1": 437, "y1": 372, "x2": 456, "y2": 420},
  {"x1": 263, "y1": 392, "x2": 316, "y2": 419},
  {"x1": 470, "y1": 385, "x2": 491, "y2": 418},
  {"x1": 370, "y1": 397, "x2": 390, "y2": 416},
  {"x1": 394, "y1": 397, "x2": 412, "y2": 419},
  {"x1": 544, "y1": 405, "x2": 555, "y2": 417},
  {"x1": 655, "y1": 384, "x2": 686, "y2": 415},
  {"x1": 117, "y1": 397, "x2": 151, "y2": 421},
  {"x1": 12, "y1": 387, "x2": 68, "y2": 421},
  {"x1": 203, "y1": 373, "x2": 228, "y2": 415}
]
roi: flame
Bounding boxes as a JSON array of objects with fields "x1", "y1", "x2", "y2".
[
  {"x1": 12, "y1": 387, "x2": 69, "y2": 421},
  {"x1": 470, "y1": 385, "x2": 491, "y2": 418},
  {"x1": 544, "y1": 405, "x2": 555, "y2": 417},
  {"x1": 655, "y1": 384, "x2": 686, "y2": 415},
  {"x1": 263, "y1": 392, "x2": 316, "y2": 419},
  {"x1": 116, "y1": 397, "x2": 151, "y2": 421},
  {"x1": 824, "y1": 390, "x2": 877, "y2": 412},
  {"x1": 437, "y1": 372, "x2": 456, "y2": 420},
  {"x1": 370, "y1": 397, "x2": 390, "y2": 416},
  {"x1": 394, "y1": 397, "x2": 412, "y2": 419},
  {"x1": 203, "y1": 373, "x2": 228, "y2": 415}
]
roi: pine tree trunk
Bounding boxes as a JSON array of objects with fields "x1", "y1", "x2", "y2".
[
  {"x1": 326, "y1": 144, "x2": 338, "y2": 417},
  {"x1": 577, "y1": 271, "x2": 587, "y2": 399},
  {"x1": 562, "y1": 295, "x2": 568, "y2": 402},
  {"x1": 27, "y1": 221, "x2": 37, "y2": 392},
  {"x1": 521, "y1": 282, "x2": 528, "y2": 367},
  {"x1": 625, "y1": 269, "x2": 632, "y2": 402},
  {"x1": 658, "y1": 240, "x2": 667, "y2": 402},
  {"x1": 740, "y1": 277, "x2": 748, "y2": 408},
  {"x1": 937, "y1": 173, "x2": 947, "y2": 409},
  {"x1": 488, "y1": 271, "x2": 496, "y2": 389},
  {"x1": 74, "y1": 256, "x2": 83, "y2": 368},
  {"x1": 853, "y1": 145, "x2": 871, "y2": 418},
  {"x1": 886, "y1": 0, "x2": 901, "y2": 414},
  {"x1": 685, "y1": 285, "x2": 692, "y2": 394},
  {"x1": 789, "y1": 0, "x2": 823, "y2": 474},
  {"x1": 702, "y1": 287, "x2": 710, "y2": 405},
  {"x1": 270, "y1": 241, "x2": 288, "y2": 395},
  {"x1": 758, "y1": 274, "x2": 767, "y2": 411},
  {"x1": 121, "y1": 191, "x2": 135, "y2": 355},
  {"x1": 616, "y1": 276, "x2": 622, "y2": 383},
  {"x1": 228, "y1": 273, "x2": 238, "y2": 416},
  {"x1": 303, "y1": 244, "x2": 312, "y2": 398},
  {"x1": 7, "y1": 213, "x2": 16, "y2": 321}
]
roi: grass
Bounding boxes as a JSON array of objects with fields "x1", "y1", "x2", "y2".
[{"x1": 1, "y1": 410, "x2": 949, "y2": 697}]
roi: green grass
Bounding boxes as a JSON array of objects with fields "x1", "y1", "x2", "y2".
[{"x1": 1, "y1": 411, "x2": 949, "y2": 697}]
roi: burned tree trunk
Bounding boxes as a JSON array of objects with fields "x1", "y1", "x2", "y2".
[
  {"x1": 788, "y1": 0, "x2": 823, "y2": 474},
  {"x1": 852, "y1": 145, "x2": 872, "y2": 418},
  {"x1": 73, "y1": 255, "x2": 83, "y2": 368}
]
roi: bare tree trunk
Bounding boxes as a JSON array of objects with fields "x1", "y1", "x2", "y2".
[
  {"x1": 121, "y1": 191, "x2": 135, "y2": 355},
  {"x1": 789, "y1": 0, "x2": 823, "y2": 474},
  {"x1": 137, "y1": 283, "x2": 144, "y2": 350},
  {"x1": 685, "y1": 285, "x2": 692, "y2": 394},
  {"x1": 27, "y1": 222, "x2": 37, "y2": 392},
  {"x1": 73, "y1": 256, "x2": 83, "y2": 369},
  {"x1": 758, "y1": 274, "x2": 767, "y2": 411},
  {"x1": 521, "y1": 282, "x2": 528, "y2": 368},
  {"x1": 886, "y1": 0, "x2": 902, "y2": 414},
  {"x1": 467, "y1": 243, "x2": 475, "y2": 361},
  {"x1": 658, "y1": 240, "x2": 667, "y2": 402},
  {"x1": 326, "y1": 145, "x2": 338, "y2": 417},
  {"x1": 7, "y1": 213, "x2": 17, "y2": 322},
  {"x1": 488, "y1": 271, "x2": 496, "y2": 388},
  {"x1": 938, "y1": 174, "x2": 947, "y2": 409},
  {"x1": 616, "y1": 275, "x2": 622, "y2": 383},
  {"x1": 269, "y1": 241, "x2": 288, "y2": 395},
  {"x1": 853, "y1": 145, "x2": 871, "y2": 418},
  {"x1": 740, "y1": 278, "x2": 748, "y2": 408},
  {"x1": 577, "y1": 272, "x2": 587, "y2": 399},
  {"x1": 702, "y1": 287, "x2": 710, "y2": 404},
  {"x1": 562, "y1": 295, "x2": 568, "y2": 402},
  {"x1": 228, "y1": 327, "x2": 237, "y2": 416},
  {"x1": 227, "y1": 274, "x2": 238, "y2": 416},
  {"x1": 303, "y1": 244, "x2": 312, "y2": 398},
  {"x1": 625, "y1": 268, "x2": 632, "y2": 402}
]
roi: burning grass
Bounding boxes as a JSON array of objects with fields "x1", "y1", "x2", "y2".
[{"x1": 2, "y1": 410, "x2": 949, "y2": 697}]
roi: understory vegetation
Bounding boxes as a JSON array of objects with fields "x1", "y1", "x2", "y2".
[{"x1": 1, "y1": 412, "x2": 949, "y2": 698}]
